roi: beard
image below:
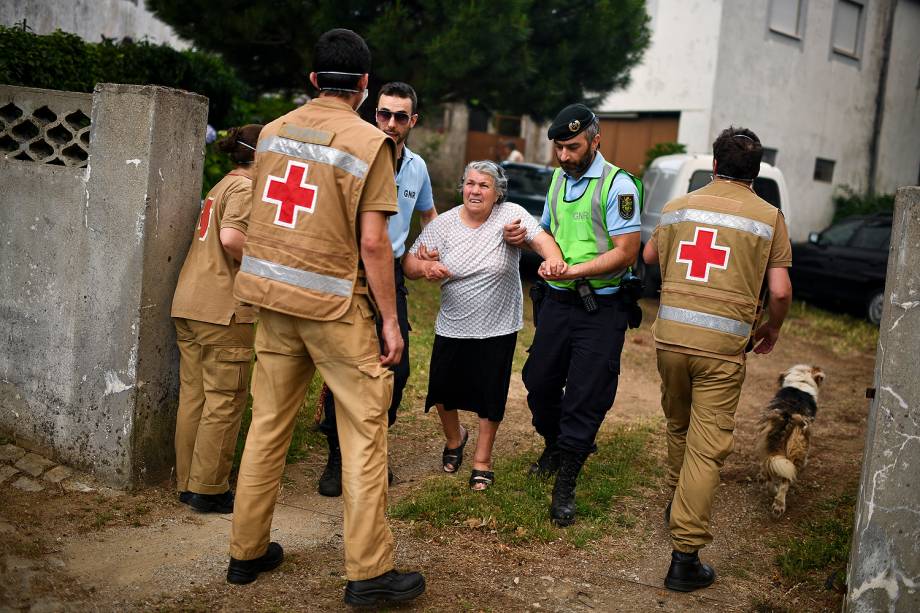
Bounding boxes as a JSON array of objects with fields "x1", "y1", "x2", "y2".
[{"x1": 561, "y1": 150, "x2": 594, "y2": 177}]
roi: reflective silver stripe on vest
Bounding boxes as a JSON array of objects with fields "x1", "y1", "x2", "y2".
[
  {"x1": 591, "y1": 164, "x2": 614, "y2": 256},
  {"x1": 660, "y1": 209, "x2": 773, "y2": 240},
  {"x1": 657, "y1": 305, "x2": 751, "y2": 337},
  {"x1": 258, "y1": 136, "x2": 369, "y2": 179},
  {"x1": 240, "y1": 255, "x2": 353, "y2": 297},
  {"x1": 548, "y1": 170, "x2": 564, "y2": 230}
]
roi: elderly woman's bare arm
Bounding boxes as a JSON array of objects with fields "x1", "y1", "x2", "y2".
[
  {"x1": 529, "y1": 232, "x2": 568, "y2": 278},
  {"x1": 404, "y1": 252, "x2": 451, "y2": 281}
]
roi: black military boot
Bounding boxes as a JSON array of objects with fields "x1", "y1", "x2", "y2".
[
  {"x1": 550, "y1": 451, "x2": 588, "y2": 527},
  {"x1": 664, "y1": 550, "x2": 716, "y2": 592},
  {"x1": 318, "y1": 436, "x2": 342, "y2": 497},
  {"x1": 344, "y1": 569, "x2": 426, "y2": 606},
  {"x1": 528, "y1": 440, "x2": 561, "y2": 479}
]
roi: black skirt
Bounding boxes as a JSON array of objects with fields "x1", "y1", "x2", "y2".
[{"x1": 424, "y1": 332, "x2": 518, "y2": 422}]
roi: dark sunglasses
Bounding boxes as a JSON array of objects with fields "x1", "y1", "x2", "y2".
[{"x1": 376, "y1": 109, "x2": 413, "y2": 125}]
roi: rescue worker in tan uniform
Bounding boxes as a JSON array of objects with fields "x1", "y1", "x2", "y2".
[
  {"x1": 643, "y1": 127, "x2": 792, "y2": 592},
  {"x1": 225, "y1": 29, "x2": 425, "y2": 607},
  {"x1": 171, "y1": 124, "x2": 262, "y2": 514}
]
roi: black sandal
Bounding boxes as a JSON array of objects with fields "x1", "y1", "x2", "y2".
[
  {"x1": 469, "y1": 469, "x2": 494, "y2": 491},
  {"x1": 442, "y1": 427, "x2": 469, "y2": 473}
]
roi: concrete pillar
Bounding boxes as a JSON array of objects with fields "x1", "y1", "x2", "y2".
[
  {"x1": 846, "y1": 187, "x2": 920, "y2": 612},
  {"x1": 521, "y1": 114, "x2": 553, "y2": 167},
  {"x1": 0, "y1": 84, "x2": 207, "y2": 488}
]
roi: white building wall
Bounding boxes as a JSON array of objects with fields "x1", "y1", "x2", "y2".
[
  {"x1": 876, "y1": 0, "x2": 920, "y2": 193},
  {"x1": 597, "y1": 0, "x2": 724, "y2": 152},
  {"x1": 0, "y1": 0, "x2": 187, "y2": 49},
  {"x1": 711, "y1": 0, "x2": 887, "y2": 239}
]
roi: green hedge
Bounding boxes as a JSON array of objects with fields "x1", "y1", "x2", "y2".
[
  {"x1": 642, "y1": 141, "x2": 686, "y2": 177},
  {"x1": 0, "y1": 26, "x2": 247, "y2": 125},
  {"x1": 832, "y1": 186, "x2": 895, "y2": 222}
]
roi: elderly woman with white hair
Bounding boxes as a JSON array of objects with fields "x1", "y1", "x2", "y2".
[{"x1": 403, "y1": 160, "x2": 566, "y2": 490}]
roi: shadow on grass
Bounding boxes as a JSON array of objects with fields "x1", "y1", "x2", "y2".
[{"x1": 391, "y1": 425, "x2": 660, "y2": 548}]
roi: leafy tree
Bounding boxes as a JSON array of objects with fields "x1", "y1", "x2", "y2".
[{"x1": 146, "y1": 0, "x2": 649, "y2": 119}]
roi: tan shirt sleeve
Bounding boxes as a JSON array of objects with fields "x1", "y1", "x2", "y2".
[
  {"x1": 358, "y1": 145, "x2": 398, "y2": 215},
  {"x1": 219, "y1": 180, "x2": 252, "y2": 234},
  {"x1": 769, "y1": 211, "x2": 792, "y2": 267}
]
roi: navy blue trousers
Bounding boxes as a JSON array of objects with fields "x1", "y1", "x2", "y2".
[{"x1": 523, "y1": 293, "x2": 628, "y2": 454}]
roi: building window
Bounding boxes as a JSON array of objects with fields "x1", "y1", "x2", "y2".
[
  {"x1": 762, "y1": 147, "x2": 778, "y2": 166},
  {"x1": 769, "y1": 0, "x2": 807, "y2": 39},
  {"x1": 832, "y1": 0, "x2": 865, "y2": 59},
  {"x1": 814, "y1": 158, "x2": 835, "y2": 182}
]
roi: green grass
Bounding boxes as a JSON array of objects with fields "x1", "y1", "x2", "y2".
[
  {"x1": 390, "y1": 425, "x2": 658, "y2": 548},
  {"x1": 782, "y1": 300, "x2": 879, "y2": 355},
  {"x1": 774, "y1": 489, "x2": 856, "y2": 585}
]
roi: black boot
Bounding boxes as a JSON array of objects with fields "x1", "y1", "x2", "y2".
[
  {"x1": 318, "y1": 436, "x2": 342, "y2": 497},
  {"x1": 528, "y1": 440, "x2": 560, "y2": 479},
  {"x1": 188, "y1": 490, "x2": 234, "y2": 514},
  {"x1": 344, "y1": 569, "x2": 426, "y2": 606},
  {"x1": 550, "y1": 451, "x2": 588, "y2": 527},
  {"x1": 227, "y1": 542, "x2": 284, "y2": 585},
  {"x1": 664, "y1": 550, "x2": 716, "y2": 592}
]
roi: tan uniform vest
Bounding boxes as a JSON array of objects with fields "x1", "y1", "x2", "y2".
[
  {"x1": 171, "y1": 170, "x2": 256, "y2": 325},
  {"x1": 653, "y1": 181, "x2": 779, "y2": 356},
  {"x1": 234, "y1": 98, "x2": 395, "y2": 321}
]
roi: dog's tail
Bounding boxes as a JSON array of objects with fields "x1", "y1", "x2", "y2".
[
  {"x1": 785, "y1": 415, "x2": 811, "y2": 468},
  {"x1": 767, "y1": 455, "x2": 797, "y2": 482}
]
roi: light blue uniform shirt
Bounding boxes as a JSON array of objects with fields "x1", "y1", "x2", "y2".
[
  {"x1": 389, "y1": 145, "x2": 435, "y2": 258},
  {"x1": 540, "y1": 152, "x2": 640, "y2": 294}
]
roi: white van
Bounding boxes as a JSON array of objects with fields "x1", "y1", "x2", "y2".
[{"x1": 636, "y1": 153, "x2": 790, "y2": 294}]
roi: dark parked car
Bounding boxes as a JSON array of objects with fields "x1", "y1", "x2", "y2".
[
  {"x1": 790, "y1": 214, "x2": 891, "y2": 325},
  {"x1": 501, "y1": 162, "x2": 554, "y2": 272}
]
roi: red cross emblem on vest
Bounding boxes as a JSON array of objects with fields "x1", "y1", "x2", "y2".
[
  {"x1": 262, "y1": 160, "x2": 319, "y2": 228},
  {"x1": 197, "y1": 197, "x2": 214, "y2": 241},
  {"x1": 676, "y1": 227, "x2": 730, "y2": 282}
]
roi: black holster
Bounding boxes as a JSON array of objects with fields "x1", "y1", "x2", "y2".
[
  {"x1": 529, "y1": 280, "x2": 547, "y2": 326},
  {"x1": 619, "y1": 274, "x2": 644, "y2": 329}
]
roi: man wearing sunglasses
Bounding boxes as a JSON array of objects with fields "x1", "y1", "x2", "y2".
[{"x1": 317, "y1": 81, "x2": 437, "y2": 497}]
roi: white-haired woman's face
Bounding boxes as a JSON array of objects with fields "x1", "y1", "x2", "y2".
[{"x1": 462, "y1": 170, "x2": 499, "y2": 215}]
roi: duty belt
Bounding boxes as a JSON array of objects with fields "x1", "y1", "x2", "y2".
[{"x1": 546, "y1": 288, "x2": 621, "y2": 306}]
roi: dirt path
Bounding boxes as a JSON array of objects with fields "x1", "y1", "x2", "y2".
[{"x1": 0, "y1": 299, "x2": 875, "y2": 612}]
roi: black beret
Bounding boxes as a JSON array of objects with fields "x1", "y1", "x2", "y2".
[{"x1": 548, "y1": 103, "x2": 596, "y2": 141}]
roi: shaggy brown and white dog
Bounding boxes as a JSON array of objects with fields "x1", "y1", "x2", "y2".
[{"x1": 756, "y1": 364, "x2": 825, "y2": 518}]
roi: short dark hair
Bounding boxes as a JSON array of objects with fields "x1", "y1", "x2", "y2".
[
  {"x1": 313, "y1": 29, "x2": 370, "y2": 94},
  {"x1": 712, "y1": 126, "x2": 763, "y2": 180},
  {"x1": 378, "y1": 82, "x2": 418, "y2": 114}
]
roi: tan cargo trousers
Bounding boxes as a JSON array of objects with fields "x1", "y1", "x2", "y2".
[
  {"x1": 174, "y1": 317, "x2": 254, "y2": 495},
  {"x1": 230, "y1": 298, "x2": 395, "y2": 580},
  {"x1": 656, "y1": 349, "x2": 745, "y2": 553}
]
